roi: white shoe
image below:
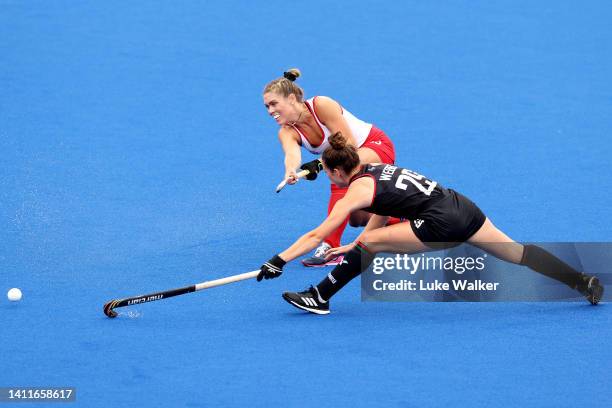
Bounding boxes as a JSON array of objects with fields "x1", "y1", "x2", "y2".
[{"x1": 301, "y1": 242, "x2": 344, "y2": 267}]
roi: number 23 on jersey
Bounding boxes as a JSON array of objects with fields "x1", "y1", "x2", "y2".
[{"x1": 395, "y1": 168, "x2": 437, "y2": 196}]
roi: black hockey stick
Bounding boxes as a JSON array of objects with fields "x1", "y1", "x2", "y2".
[{"x1": 103, "y1": 270, "x2": 259, "y2": 318}]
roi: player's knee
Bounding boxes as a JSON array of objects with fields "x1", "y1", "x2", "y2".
[{"x1": 359, "y1": 231, "x2": 375, "y2": 246}]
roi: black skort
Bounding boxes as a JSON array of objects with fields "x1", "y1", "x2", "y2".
[{"x1": 408, "y1": 189, "x2": 486, "y2": 249}]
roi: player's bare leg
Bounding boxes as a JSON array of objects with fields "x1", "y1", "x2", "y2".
[
  {"x1": 468, "y1": 218, "x2": 603, "y2": 304},
  {"x1": 357, "y1": 146, "x2": 382, "y2": 164},
  {"x1": 466, "y1": 218, "x2": 524, "y2": 263}
]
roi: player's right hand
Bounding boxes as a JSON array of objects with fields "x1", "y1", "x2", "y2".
[
  {"x1": 324, "y1": 243, "x2": 355, "y2": 260},
  {"x1": 285, "y1": 170, "x2": 298, "y2": 185},
  {"x1": 257, "y1": 255, "x2": 287, "y2": 281}
]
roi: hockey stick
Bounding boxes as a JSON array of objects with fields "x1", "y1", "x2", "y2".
[
  {"x1": 275, "y1": 169, "x2": 311, "y2": 193},
  {"x1": 103, "y1": 270, "x2": 260, "y2": 318}
]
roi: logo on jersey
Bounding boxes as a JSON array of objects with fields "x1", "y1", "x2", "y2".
[
  {"x1": 414, "y1": 219, "x2": 424, "y2": 229},
  {"x1": 370, "y1": 140, "x2": 382, "y2": 145}
]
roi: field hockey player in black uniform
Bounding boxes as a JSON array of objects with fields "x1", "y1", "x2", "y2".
[{"x1": 256, "y1": 132, "x2": 604, "y2": 314}]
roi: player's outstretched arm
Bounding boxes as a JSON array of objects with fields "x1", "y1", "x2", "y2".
[
  {"x1": 256, "y1": 205, "x2": 352, "y2": 281},
  {"x1": 257, "y1": 178, "x2": 374, "y2": 281},
  {"x1": 278, "y1": 127, "x2": 302, "y2": 184},
  {"x1": 280, "y1": 178, "x2": 374, "y2": 261}
]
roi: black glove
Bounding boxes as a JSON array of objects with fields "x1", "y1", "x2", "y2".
[
  {"x1": 257, "y1": 255, "x2": 287, "y2": 281},
  {"x1": 300, "y1": 159, "x2": 323, "y2": 181}
]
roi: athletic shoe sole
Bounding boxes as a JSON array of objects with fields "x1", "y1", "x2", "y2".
[
  {"x1": 301, "y1": 256, "x2": 344, "y2": 268},
  {"x1": 282, "y1": 293, "x2": 330, "y2": 315}
]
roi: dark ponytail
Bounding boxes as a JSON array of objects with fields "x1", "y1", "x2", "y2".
[{"x1": 322, "y1": 132, "x2": 361, "y2": 174}]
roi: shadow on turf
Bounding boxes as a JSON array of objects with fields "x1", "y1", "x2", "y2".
[{"x1": 281, "y1": 301, "x2": 606, "y2": 321}]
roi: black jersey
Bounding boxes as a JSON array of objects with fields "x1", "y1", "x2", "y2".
[
  {"x1": 350, "y1": 164, "x2": 450, "y2": 219},
  {"x1": 350, "y1": 163, "x2": 487, "y2": 246}
]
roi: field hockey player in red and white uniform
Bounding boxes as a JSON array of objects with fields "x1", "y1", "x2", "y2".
[{"x1": 263, "y1": 68, "x2": 398, "y2": 267}]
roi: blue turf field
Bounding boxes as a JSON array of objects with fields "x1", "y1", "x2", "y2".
[{"x1": 2, "y1": 1, "x2": 611, "y2": 406}]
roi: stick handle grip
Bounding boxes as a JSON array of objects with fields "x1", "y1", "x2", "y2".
[
  {"x1": 275, "y1": 169, "x2": 311, "y2": 193},
  {"x1": 195, "y1": 270, "x2": 260, "y2": 290}
]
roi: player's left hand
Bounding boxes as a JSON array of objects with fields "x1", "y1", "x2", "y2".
[
  {"x1": 325, "y1": 243, "x2": 355, "y2": 260},
  {"x1": 300, "y1": 159, "x2": 323, "y2": 181},
  {"x1": 257, "y1": 255, "x2": 287, "y2": 281}
]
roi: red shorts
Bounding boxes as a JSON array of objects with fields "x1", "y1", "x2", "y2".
[{"x1": 359, "y1": 126, "x2": 395, "y2": 164}]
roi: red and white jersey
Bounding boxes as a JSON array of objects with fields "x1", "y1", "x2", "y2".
[{"x1": 291, "y1": 96, "x2": 373, "y2": 155}]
